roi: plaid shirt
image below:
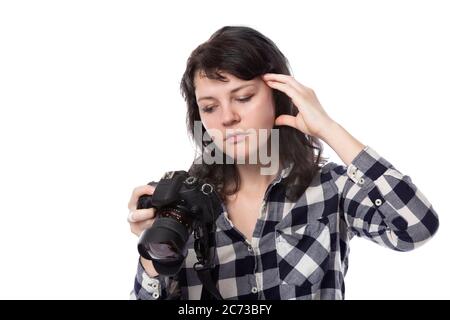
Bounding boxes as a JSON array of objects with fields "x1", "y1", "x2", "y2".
[{"x1": 130, "y1": 145, "x2": 439, "y2": 300}]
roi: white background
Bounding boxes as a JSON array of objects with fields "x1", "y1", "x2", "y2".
[{"x1": 0, "y1": 0, "x2": 448, "y2": 299}]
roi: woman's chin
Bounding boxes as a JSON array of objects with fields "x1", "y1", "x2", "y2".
[{"x1": 223, "y1": 148, "x2": 259, "y2": 164}]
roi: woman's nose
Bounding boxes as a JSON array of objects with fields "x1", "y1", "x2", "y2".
[{"x1": 221, "y1": 105, "x2": 240, "y2": 126}]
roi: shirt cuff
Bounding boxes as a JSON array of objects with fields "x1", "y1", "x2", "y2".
[
  {"x1": 345, "y1": 145, "x2": 410, "y2": 227},
  {"x1": 346, "y1": 145, "x2": 392, "y2": 191},
  {"x1": 133, "y1": 258, "x2": 162, "y2": 300}
]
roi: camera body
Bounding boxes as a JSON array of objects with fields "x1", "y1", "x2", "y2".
[{"x1": 137, "y1": 170, "x2": 222, "y2": 276}]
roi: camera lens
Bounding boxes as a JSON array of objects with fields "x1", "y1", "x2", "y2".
[
  {"x1": 148, "y1": 242, "x2": 177, "y2": 260},
  {"x1": 137, "y1": 205, "x2": 194, "y2": 275}
]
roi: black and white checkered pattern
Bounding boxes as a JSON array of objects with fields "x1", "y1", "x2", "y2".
[{"x1": 130, "y1": 145, "x2": 439, "y2": 300}]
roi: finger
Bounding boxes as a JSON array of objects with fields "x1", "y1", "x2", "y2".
[
  {"x1": 275, "y1": 115, "x2": 297, "y2": 128},
  {"x1": 131, "y1": 219, "x2": 155, "y2": 236},
  {"x1": 263, "y1": 73, "x2": 311, "y2": 93},
  {"x1": 128, "y1": 208, "x2": 156, "y2": 223},
  {"x1": 128, "y1": 184, "x2": 156, "y2": 211},
  {"x1": 265, "y1": 80, "x2": 307, "y2": 110}
]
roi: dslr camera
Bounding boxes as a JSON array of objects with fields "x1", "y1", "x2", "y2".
[{"x1": 137, "y1": 170, "x2": 222, "y2": 276}]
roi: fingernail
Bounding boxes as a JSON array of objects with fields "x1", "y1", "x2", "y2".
[{"x1": 128, "y1": 211, "x2": 136, "y2": 222}]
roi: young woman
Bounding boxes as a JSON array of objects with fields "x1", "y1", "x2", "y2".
[{"x1": 127, "y1": 26, "x2": 439, "y2": 300}]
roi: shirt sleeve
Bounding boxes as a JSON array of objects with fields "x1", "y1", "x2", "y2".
[
  {"x1": 328, "y1": 145, "x2": 439, "y2": 251},
  {"x1": 130, "y1": 258, "x2": 181, "y2": 300}
]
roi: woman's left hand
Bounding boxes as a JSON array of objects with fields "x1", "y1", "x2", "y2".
[{"x1": 262, "y1": 73, "x2": 335, "y2": 139}]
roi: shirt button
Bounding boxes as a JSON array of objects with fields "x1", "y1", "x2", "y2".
[
  {"x1": 359, "y1": 178, "x2": 365, "y2": 185},
  {"x1": 251, "y1": 287, "x2": 258, "y2": 294},
  {"x1": 152, "y1": 292, "x2": 160, "y2": 299},
  {"x1": 247, "y1": 246, "x2": 253, "y2": 253},
  {"x1": 151, "y1": 282, "x2": 158, "y2": 290},
  {"x1": 375, "y1": 199, "x2": 383, "y2": 206}
]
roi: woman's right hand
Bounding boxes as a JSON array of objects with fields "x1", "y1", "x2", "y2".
[
  {"x1": 128, "y1": 184, "x2": 160, "y2": 277},
  {"x1": 127, "y1": 184, "x2": 157, "y2": 237}
]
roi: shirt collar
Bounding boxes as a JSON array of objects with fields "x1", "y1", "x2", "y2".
[{"x1": 272, "y1": 161, "x2": 294, "y2": 184}]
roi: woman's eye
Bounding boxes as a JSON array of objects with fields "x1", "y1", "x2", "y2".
[
  {"x1": 202, "y1": 106, "x2": 216, "y2": 113},
  {"x1": 237, "y1": 95, "x2": 253, "y2": 103},
  {"x1": 201, "y1": 95, "x2": 253, "y2": 113}
]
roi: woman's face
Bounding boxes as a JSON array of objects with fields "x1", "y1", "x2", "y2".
[{"x1": 194, "y1": 70, "x2": 276, "y2": 163}]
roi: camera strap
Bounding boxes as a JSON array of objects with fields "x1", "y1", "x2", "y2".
[
  {"x1": 193, "y1": 222, "x2": 223, "y2": 300},
  {"x1": 192, "y1": 191, "x2": 224, "y2": 300},
  {"x1": 197, "y1": 266, "x2": 222, "y2": 300}
]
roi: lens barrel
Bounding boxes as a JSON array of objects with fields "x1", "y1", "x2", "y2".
[{"x1": 137, "y1": 205, "x2": 193, "y2": 275}]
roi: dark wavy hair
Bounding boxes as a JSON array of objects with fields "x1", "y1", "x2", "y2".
[{"x1": 180, "y1": 25, "x2": 328, "y2": 202}]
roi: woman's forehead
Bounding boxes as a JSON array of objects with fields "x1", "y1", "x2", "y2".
[{"x1": 194, "y1": 70, "x2": 258, "y2": 95}]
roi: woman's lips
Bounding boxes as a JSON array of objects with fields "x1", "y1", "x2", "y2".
[{"x1": 225, "y1": 133, "x2": 248, "y2": 144}]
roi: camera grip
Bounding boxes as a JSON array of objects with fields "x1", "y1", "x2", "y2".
[
  {"x1": 137, "y1": 194, "x2": 153, "y2": 209},
  {"x1": 136, "y1": 180, "x2": 158, "y2": 209}
]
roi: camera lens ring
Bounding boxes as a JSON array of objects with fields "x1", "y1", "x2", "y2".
[
  {"x1": 201, "y1": 183, "x2": 213, "y2": 195},
  {"x1": 185, "y1": 176, "x2": 197, "y2": 185}
]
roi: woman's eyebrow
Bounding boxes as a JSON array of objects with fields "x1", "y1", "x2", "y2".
[{"x1": 197, "y1": 84, "x2": 255, "y2": 102}]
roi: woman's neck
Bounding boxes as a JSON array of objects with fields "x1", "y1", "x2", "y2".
[{"x1": 234, "y1": 162, "x2": 279, "y2": 196}]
